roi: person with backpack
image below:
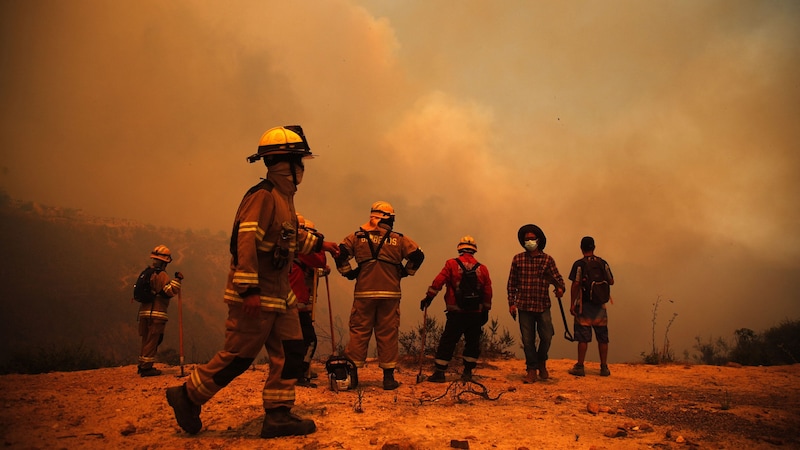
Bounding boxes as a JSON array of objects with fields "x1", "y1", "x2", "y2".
[
  {"x1": 165, "y1": 125, "x2": 340, "y2": 439},
  {"x1": 567, "y1": 236, "x2": 615, "y2": 377},
  {"x1": 290, "y1": 215, "x2": 330, "y2": 387},
  {"x1": 420, "y1": 235, "x2": 492, "y2": 383},
  {"x1": 507, "y1": 224, "x2": 565, "y2": 383},
  {"x1": 334, "y1": 201, "x2": 425, "y2": 390},
  {"x1": 134, "y1": 245, "x2": 183, "y2": 377}
]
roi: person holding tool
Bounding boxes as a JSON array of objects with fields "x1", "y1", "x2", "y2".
[{"x1": 420, "y1": 235, "x2": 492, "y2": 383}]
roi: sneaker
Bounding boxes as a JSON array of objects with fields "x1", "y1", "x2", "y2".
[
  {"x1": 166, "y1": 385, "x2": 202, "y2": 434},
  {"x1": 600, "y1": 364, "x2": 611, "y2": 377},
  {"x1": 427, "y1": 370, "x2": 446, "y2": 383},
  {"x1": 261, "y1": 407, "x2": 316, "y2": 438},
  {"x1": 568, "y1": 363, "x2": 585, "y2": 377},
  {"x1": 139, "y1": 367, "x2": 162, "y2": 377}
]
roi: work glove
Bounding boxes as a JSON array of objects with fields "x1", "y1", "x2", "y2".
[
  {"x1": 344, "y1": 267, "x2": 360, "y2": 280},
  {"x1": 174, "y1": 271, "x2": 184, "y2": 280},
  {"x1": 480, "y1": 310, "x2": 489, "y2": 325},
  {"x1": 509, "y1": 305, "x2": 517, "y2": 321},
  {"x1": 420, "y1": 295, "x2": 433, "y2": 311}
]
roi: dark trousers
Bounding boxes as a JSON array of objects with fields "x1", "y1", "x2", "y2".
[
  {"x1": 434, "y1": 312, "x2": 483, "y2": 370},
  {"x1": 299, "y1": 311, "x2": 317, "y2": 374}
]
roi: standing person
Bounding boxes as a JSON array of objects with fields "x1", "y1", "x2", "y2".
[
  {"x1": 507, "y1": 224, "x2": 565, "y2": 383},
  {"x1": 567, "y1": 236, "x2": 615, "y2": 377},
  {"x1": 334, "y1": 201, "x2": 425, "y2": 390},
  {"x1": 420, "y1": 236, "x2": 492, "y2": 383},
  {"x1": 291, "y1": 215, "x2": 330, "y2": 387},
  {"x1": 135, "y1": 245, "x2": 183, "y2": 377},
  {"x1": 166, "y1": 125, "x2": 340, "y2": 438}
]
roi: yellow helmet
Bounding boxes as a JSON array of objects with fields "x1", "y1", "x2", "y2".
[
  {"x1": 247, "y1": 125, "x2": 313, "y2": 163},
  {"x1": 457, "y1": 235, "x2": 478, "y2": 253},
  {"x1": 150, "y1": 245, "x2": 173, "y2": 262},
  {"x1": 296, "y1": 213, "x2": 306, "y2": 228},
  {"x1": 370, "y1": 201, "x2": 395, "y2": 220}
]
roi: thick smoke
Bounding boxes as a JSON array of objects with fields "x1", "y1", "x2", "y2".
[{"x1": 2, "y1": 0, "x2": 798, "y2": 362}]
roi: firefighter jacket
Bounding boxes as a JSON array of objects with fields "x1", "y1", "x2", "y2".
[
  {"x1": 289, "y1": 250, "x2": 327, "y2": 312},
  {"x1": 336, "y1": 223, "x2": 424, "y2": 300},
  {"x1": 223, "y1": 175, "x2": 322, "y2": 312},
  {"x1": 425, "y1": 253, "x2": 493, "y2": 312},
  {"x1": 138, "y1": 269, "x2": 182, "y2": 321}
]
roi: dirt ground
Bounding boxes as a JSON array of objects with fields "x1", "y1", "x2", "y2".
[{"x1": 1, "y1": 357, "x2": 798, "y2": 450}]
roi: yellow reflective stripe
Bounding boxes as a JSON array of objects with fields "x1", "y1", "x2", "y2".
[
  {"x1": 139, "y1": 310, "x2": 169, "y2": 320},
  {"x1": 233, "y1": 271, "x2": 259, "y2": 284},
  {"x1": 139, "y1": 356, "x2": 156, "y2": 363},
  {"x1": 238, "y1": 221, "x2": 266, "y2": 242},
  {"x1": 190, "y1": 370, "x2": 216, "y2": 398},
  {"x1": 297, "y1": 234, "x2": 316, "y2": 254},
  {"x1": 353, "y1": 291, "x2": 402, "y2": 300},
  {"x1": 262, "y1": 389, "x2": 295, "y2": 402},
  {"x1": 257, "y1": 241, "x2": 276, "y2": 251},
  {"x1": 224, "y1": 290, "x2": 288, "y2": 311}
]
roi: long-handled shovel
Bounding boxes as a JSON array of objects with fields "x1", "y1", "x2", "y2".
[
  {"x1": 176, "y1": 273, "x2": 187, "y2": 377},
  {"x1": 416, "y1": 306, "x2": 428, "y2": 383},
  {"x1": 556, "y1": 295, "x2": 575, "y2": 342}
]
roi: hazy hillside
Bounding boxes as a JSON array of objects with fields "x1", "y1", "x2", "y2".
[{"x1": 0, "y1": 194, "x2": 232, "y2": 369}]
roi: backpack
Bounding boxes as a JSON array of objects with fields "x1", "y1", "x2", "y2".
[
  {"x1": 132, "y1": 266, "x2": 160, "y2": 303},
  {"x1": 582, "y1": 256, "x2": 610, "y2": 304},
  {"x1": 454, "y1": 259, "x2": 482, "y2": 310}
]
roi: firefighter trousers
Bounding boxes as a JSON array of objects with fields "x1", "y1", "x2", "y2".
[
  {"x1": 345, "y1": 297, "x2": 400, "y2": 369},
  {"x1": 185, "y1": 303, "x2": 305, "y2": 410}
]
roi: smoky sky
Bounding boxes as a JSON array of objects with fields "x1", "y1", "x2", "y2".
[{"x1": 2, "y1": 0, "x2": 798, "y2": 362}]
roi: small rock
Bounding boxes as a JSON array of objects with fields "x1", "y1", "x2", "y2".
[
  {"x1": 604, "y1": 428, "x2": 628, "y2": 438},
  {"x1": 120, "y1": 423, "x2": 136, "y2": 436},
  {"x1": 587, "y1": 402, "x2": 600, "y2": 415},
  {"x1": 450, "y1": 439, "x2": 469, "y2": 449},
  {"x1": 370, "y1": 437, "x2": 378, "y2": 445}
]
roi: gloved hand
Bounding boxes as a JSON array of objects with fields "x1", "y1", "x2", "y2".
[
  {"x1": 344, "y1": 268, "x2": 360, "y2": 280},
  {"x1": 174, "y1": 271, "x2": 184, "y2": 280},
  {"x1": 420, "y1": 295, "x2": 433, "y2": 311},
  {"x1": 509, "y1": 305, "x2": 517, "y2": 321},
  {"x1": 480, "y1": 310, "x2": 489, "y2": 325}
]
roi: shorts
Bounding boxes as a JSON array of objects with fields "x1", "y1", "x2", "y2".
[{"x1": 573, "y1": 301, "x2": 609, "y2": 344}]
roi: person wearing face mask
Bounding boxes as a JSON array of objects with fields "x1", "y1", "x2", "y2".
[
  {"x1": 507, "y1": 224, "x2": 565, "y2": 384},
  {"x1": 335, "y1": 201, "x2": 425, "y2": 390},
  {"x1": 166, "y1": 125, "x2": 340, "y2": 439}
]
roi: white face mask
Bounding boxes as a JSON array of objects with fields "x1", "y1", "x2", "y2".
[{"x1": 524, "y1": 240, "x2": 538, "y2": 251}]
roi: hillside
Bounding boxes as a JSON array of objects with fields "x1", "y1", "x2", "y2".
[
  {"x1": 0, "y1": 358, "x2": 798, "y2": 449},
  {"x1": 0, "y1": 196, "x2": 232, "y2": 369}
]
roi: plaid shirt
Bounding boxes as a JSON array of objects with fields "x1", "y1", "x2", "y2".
[{"x1": 507, "y1": 251, "x2": 565, "y2": 313}]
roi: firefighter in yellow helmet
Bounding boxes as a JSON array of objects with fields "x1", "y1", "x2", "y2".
[
  {"x1": 334, "y1": 201, "x2": 425, "y2": 390},
  {"x1": 166, "y1": 126, "x2": 340, "y2": 439},
  {"x1": 136, "y1": 245, "x2": 183, "y2": 377},
  {"x1": 420, "y1": 236, "x2": 492, "y2": 383}
]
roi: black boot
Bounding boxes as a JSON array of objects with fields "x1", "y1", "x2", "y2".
[
  {"x1": 383, "y1": 368, "x2": 400, "y2": 390},
  {"x1": 428, "y1": 369, "x2": 446, "y2": 383},
  {"x1": 166, "y1": 385, "x2": 202, "y2": 434},
  {"x1": 139, "y1": 367, "x2": 162, "y2": 377},
  {"x1": 261, "y1": 406, "x2": 316, "y2": 438},
  {"x1": 460, "y1": 367, "x2": 473, "y2": 382}
]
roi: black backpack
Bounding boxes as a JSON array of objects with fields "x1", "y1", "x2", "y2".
[
  {"x1": 582, "y1": 256, "x2": 610, "y2": 304},
  {"x1": 132, "y1": 266, "x2": 160, "y2": 303},
  {"x1": 454, "y1": 259, "x2": 482, "y2": 310}
]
